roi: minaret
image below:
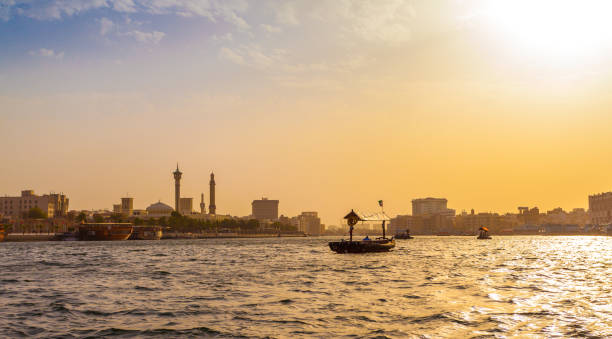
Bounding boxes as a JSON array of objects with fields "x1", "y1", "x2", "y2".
[
  {"x1": 209, "y1": 172, "x2": 216, "y2": 214},
  {"x1": 173, "y1": 164, "x2": 182, "y2": 214},
  {"x1": 200, "y1": 193, "x2": 206, "y2": 214}
]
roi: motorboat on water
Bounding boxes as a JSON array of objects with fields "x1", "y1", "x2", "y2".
[
  {"x1": 477, "y1": 226, "x2": 492, "y2": 239},
  {"x1": 395, "y1": 229, "x2": 413, "y2": 239},
  {"x1": 329, "y1": 208, "x2": 395, "y2": 253}
]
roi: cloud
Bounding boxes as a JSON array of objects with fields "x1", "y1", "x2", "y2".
[
  {"x1": 260, "y1": 24, "x2": 282, "y2": 33},
  {"x1": 0, "y1": 0, "x2": 250, "y2": 30},
  {"x1": 218, "y1": 45, "x2": 289, "y2": 69},
  {"x1": 212, "y1": 33, "x2": 234, "y2": 42},
  {"x1": 99, "y1": 17, "x2": 114, "y2": 35},
  {"x1": 123, "y1": 30, "x2": 165, "y2": 44},
  {"x1": 219, "y1": 47, "x2": 245, "y2": 65},
  {"x1": 274, "y1": 2, "x2": 299, "y2": 25},
  {"x1": 28, "y1": 48, "x2": 64, "y2": 59},
  {"x1": 111, "y1": 0, "x2": 136, "y2": 12}
]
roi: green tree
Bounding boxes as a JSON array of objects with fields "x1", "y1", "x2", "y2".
[
  {"x1": 76, "y1": 212, "x2": 87, "y2": 223},
  {"x1": 27, "y1": 207, "x2": 47, "y2": 219},
  {"x1": 109, "y1": 213, "x2": 123, "y2": 222},
  {"x1": 93, "y1": 213, "x2": 104, "y2": 223}
]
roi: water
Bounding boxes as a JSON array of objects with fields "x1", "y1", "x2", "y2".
[{"x1": 0, "y1": 236, "x2": 610, "y2": 338}]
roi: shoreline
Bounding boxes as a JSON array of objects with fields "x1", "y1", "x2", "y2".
[
  {"x1": 1, "y1": 232, "x2": 307, "y2": 242},
  {"x1": 1, "y1": 233, "x2": 609, "y2": 242}
]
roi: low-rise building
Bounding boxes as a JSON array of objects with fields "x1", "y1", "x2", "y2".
[
  {"x1": 589, "y1": 192, "x2": 612, "y2": 225},
  {"x1": 0, "y1": 190, "x2": 69, "y2": 219},
  {"x1": 297, "y1": 211, "x2": 322, "y2": 235},
  {"x1": 252, "y1": 198, "x2": 279, "y2": 221}
]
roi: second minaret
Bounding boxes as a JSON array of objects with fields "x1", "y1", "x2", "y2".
[{"x1": 209, "y1": 172, "x2": 216, "y2": 214}]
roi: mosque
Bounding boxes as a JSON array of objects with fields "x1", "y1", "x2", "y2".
[{"x1": 141, "y1": 165, "x2": 217, "y2": 218}]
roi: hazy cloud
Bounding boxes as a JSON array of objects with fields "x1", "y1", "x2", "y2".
[
  {"x1": 99, "y1": 17, "x2": 114, "y2": 35},
  {"x1": 28, "y1": 48, "x2": 64, "y2": 59},
  {"x1": 260, "y1": 24, "x2": 282, "y2": 33},
  {"x1": 219, "y1": 47, "x2": 245, "y2": 65},
  {"x1": 1, "y1": 0, "x2": 250, "y2": 29},
  {"x1": 124, "y1": 30, "x2": 165, "y2": 44}
]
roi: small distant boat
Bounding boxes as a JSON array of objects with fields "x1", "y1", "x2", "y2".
[
  {"x1": 129, "y1": 226, "x2": 162, "y2": 240},
  {"x1": 477, "y1": 226, "x2": 492, "y2": 240},
  {"x1": 78, "y1": 223, "x2": 133, "y2": 241},
  {"x1": 329, "y1": 209, "x2": 395, "y2": 253},
  {"x1": 395, "y1": 229, "x2": 413, "y2": 239},
  {"x1": 436, "y1": 232, "x2": 450, "y2": 236}
]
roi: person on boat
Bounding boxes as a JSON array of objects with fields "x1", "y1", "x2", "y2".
[{"x1": 363, "y1": 235, "x2": 370, "y2": 241}]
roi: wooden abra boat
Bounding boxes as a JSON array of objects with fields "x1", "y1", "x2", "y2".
[
  {"x1": 78, "y1": 223, "x2": 133, "y2": 241},
  {"x1": 129, "y1": 226, "x2": 163, "y2": 240},
  {"x1": 329, "y1": 209, "x2": 395, "y2": 253},
  {"x1": 477, "y1": 226, "x2": 492, "y2": 240}
]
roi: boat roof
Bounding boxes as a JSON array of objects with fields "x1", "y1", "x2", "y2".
[{"x1": 344, "y1": 209, "x2": 391, "y2": 221}]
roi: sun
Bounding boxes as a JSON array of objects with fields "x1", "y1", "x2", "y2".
[{"x1": 481, "y1": 0, "x2": 612, "y2": 60}]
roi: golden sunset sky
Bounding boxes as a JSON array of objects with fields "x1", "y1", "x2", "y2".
[{"x1": 2, "y1": 1, "x2": 612, "y2": 224}]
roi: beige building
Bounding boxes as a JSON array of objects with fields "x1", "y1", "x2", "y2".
[
  {"x1": 179, "y1": 197, "x2": 193, "y2": 215},
  {"x1": 589, "y1": 192, "x2": 612, "y2": 225},
  {"x1": 121, "y1": 197, "x2": 134, "y2": 216},
  {"x1": 146, "y1": 201, "x2": 174, "y2": 218},
  {"x1": 252, "y1": 198, "x2": 279, "y2": 221},
  {"x1": 412, "y1": 198, "x2": 455, "y2": 217},
  {"x1": 297, "y1": 211, "x2": 322, "y2": 235},
  {"x1": 0, "y1": 190, "x2": 69, "y2": 219}
]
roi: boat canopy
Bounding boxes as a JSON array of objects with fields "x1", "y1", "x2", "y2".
[{"x1": 344, "y1": 209, "x2": 391, "y2": 222}]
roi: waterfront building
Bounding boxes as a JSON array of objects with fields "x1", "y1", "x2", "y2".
[
  {"x1": 121, "y1": 197, "x2": 134, "y2": 216},
  {"x1": 412, "y1": 198, "x2": 455, "y2": 217},
  {"x1": 518, "y1": 206, "x2": 541, "y2": 225},
  {"x1": 173, "y1": 164, "x2": 182, "y2": 214},
  {"x1": 0, "y1": 190, "x2": 69, "y2": 219},
  {"x1": 454, "y1": 210, "x2": 518, "y2": 234},
  {"x1": 252, "y1": 198, "x2": 279, "y2": 221},
  {"x1": 131, "y1": 209, "x2": 148, "y2": 217},
  {"x1": 146, "y1": 201, "x2": 173, "y2": 218},
  {"x1": 389, "y1": 215, "x2": 424, "y2": 235},
  {"x1": 113, "y1": 204, "x2": 121, "y2": 213},
  {"x1": 209, "y1": 173, "x2": 216, "y2": 214},
  {"x1": 297, "y1": 211, "x2": 322, "y2": 235},
  {"x1": 589, "y1": 192, "x2": 612, "y2": 225},
  {"x1": 179, "y1": 197, "x2": 193, "y2": 215}
]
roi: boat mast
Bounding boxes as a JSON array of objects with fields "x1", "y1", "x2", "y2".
[{"x1": 379, "y1": 200, "x2": 386, "y2": 239}]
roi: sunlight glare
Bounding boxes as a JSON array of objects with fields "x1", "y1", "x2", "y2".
[{"x1": 483, "y1": 0, "x2": 612, "y2": 59}]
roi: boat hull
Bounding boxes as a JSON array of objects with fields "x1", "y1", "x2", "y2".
[
  {"x1": 329, "y1": 239, "x2": 395, "y2": 253},
  {"x1": 78, "y1": 224, "x2": 133, "y2": 241},
  {"x1": 395, "y1": 234, "x2": 413, "y2": 239},
  {"x1": 130, "y1": 226, "x2": 162, "y2": 240}
]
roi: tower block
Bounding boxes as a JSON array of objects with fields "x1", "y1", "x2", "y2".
[
  {"x1": 173, "y1": 164, "x2": 182, "y2": 214},
  {"x1": 209, "y1": 172, "x2": 216, "y2": 214}
]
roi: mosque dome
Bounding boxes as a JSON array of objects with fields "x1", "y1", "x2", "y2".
[{"x1": 146, "y1": 201, "x2": 174, "y2": 214}]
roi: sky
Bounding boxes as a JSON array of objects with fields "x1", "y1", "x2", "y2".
[{"x1": 2, "y1": 0, "x2": 612, "y2": 225}]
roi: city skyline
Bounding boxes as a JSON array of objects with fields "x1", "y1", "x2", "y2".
[{"x1": 3, "y1": 1, "x2": 612, "y2": 225}]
